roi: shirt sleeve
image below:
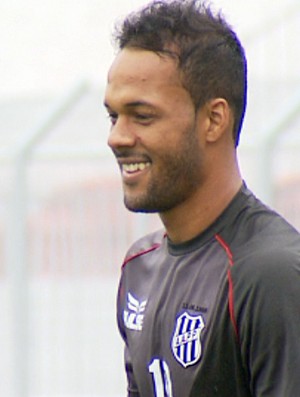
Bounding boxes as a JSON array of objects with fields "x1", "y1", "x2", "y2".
[
  {"x1": 124, "y1": 346, "x2": 140, "y2": 397},
  {"x1": 117, "y1": 274, "x2": 140, "y2": 397},
  {"x1": 234, "y1": 250, "x2": 300, "y2": 396}
]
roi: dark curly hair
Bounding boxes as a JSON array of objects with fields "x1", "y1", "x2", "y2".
[{"x1": 113, "y1": 0, "x2": 247, "y2": 146}]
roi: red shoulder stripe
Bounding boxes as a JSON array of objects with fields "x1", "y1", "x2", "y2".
[
  {"x1": 215, "y1": 234, "x2": 239, "y2": 341},
  {"x1": 122, "y1": 243, "x2": 161, "y2": 269},
  {"x1": 215, "y1": 234, "x2": 234, "y2": 267}
]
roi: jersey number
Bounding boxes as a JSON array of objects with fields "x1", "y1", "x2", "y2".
[{"x1": 148, "y1": 359, "x2": 173, "y2": 397}]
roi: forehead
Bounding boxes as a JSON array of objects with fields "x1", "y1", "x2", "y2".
[
  {"x1": 108, "y1": 48, "x2": 179, "y2": 82},
  {"x1": 105, "y1": 48, "x2": 186, "y2": 107}
]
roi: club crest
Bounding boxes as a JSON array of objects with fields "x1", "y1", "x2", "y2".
[{"x1": 172, "y1": 312, "x2": 205, "y2": 368}]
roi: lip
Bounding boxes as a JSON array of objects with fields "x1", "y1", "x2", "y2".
[{"x1": 119, "y1": 159, "x2": 151, "y2": 183}]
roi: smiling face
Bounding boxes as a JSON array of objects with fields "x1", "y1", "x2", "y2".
[{"x1": 104, "y1": 48, "x2": 207, "y2": 213}]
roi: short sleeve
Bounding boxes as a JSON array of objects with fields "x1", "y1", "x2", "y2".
[
  {"x1": 124, "y1": 346, "x2": 140, "y2": 397},
  {"x1": 117, "y1": 274, "x2": 140, "y2": 397}
]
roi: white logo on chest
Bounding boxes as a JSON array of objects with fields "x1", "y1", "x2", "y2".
[{"x1": 124, "y1": 292, "x2": 147, "y2": 331}]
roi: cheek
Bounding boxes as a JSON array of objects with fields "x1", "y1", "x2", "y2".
[{"x1": 135, "y1": 112, "x2": 198, "y2": 154}]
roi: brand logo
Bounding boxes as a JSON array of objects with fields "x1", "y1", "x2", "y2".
[
  {"x1": 124, "y1": 292, "x2": 147, "y2": 331},
  {"x1": 172, "y1": 312, "x2": 205, "y2": 368}
]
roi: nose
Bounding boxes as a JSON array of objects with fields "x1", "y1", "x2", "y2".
[{"x1": 107, "y1": 117, "x2": 136, "y2": 150}]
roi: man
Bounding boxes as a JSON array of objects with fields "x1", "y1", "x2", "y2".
[{"x1": 104, "y1": 1, "x2": 300, "y2": 396}]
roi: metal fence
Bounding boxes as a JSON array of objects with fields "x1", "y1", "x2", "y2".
[{"x1": 0, "y1": 84, "x2": 161, "y2": 397}]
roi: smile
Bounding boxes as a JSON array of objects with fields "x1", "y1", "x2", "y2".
[{"x1": 122, "y1": 162, "x2": 151, "y2": 174}]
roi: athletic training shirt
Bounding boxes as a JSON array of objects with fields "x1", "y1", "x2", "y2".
[{"x1": 117, "y1": 183, "x2": 300, "y2": 396}]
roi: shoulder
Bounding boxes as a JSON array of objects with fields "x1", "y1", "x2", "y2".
[
  {"x1": 225, "y1": 193, "x2": 300, "y2": 311},
  {"x1": 226, "y1": 186, "x2": 300, "y2": 274},
  {"x1": 122, "y1": 228, "x2": 166, "y2": 268},
  {"x1": 233, "y1": 209, "x2": 300, "y2": 275},
  {"x1": 229, "y1": 218, "x2": 300, "y2": 337},
  {"x1": 233, "y1": 244, "x2": 300, "y2": 298},
  {"x1": 231, "y1": 217, "x2": 300, "y2": 292}
]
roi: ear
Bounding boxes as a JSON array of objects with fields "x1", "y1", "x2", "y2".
[{"x1": 205, "y1": 98, "x2": 232, "y2": 143}]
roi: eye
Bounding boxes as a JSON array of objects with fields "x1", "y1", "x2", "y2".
[
  {"x1": 107, "y1": 112, "x2": 118, "y2": 125},
  {"x1": 134, "y1": 113, "x2": 155, "y2": 125}
]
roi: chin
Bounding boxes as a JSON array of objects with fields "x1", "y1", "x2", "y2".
[
  {"x1": 124, "y1": 194, "x2": 177, "y2": 214},
  {"x1": 123, "y1": 196, "x2": 158, "y2": 214},
  {"x1": 124, "y1": 202, "x2": 157, "y2": 214}
]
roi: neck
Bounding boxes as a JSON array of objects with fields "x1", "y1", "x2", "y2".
[{"x1": 159, "y1": 168, "x2": 242, "y2": 244}]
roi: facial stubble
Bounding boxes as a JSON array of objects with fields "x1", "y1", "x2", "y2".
[{"x1": 123, "y1": 123, "x2": 204, "y2": 214}]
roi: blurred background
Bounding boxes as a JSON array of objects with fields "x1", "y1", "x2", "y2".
[{"x1": 0, "y1": 0, "x2": 300, "y2": 396}]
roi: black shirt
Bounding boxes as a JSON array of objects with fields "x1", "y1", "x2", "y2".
[{"x1": 117, "y1": 184, "x2": 300, "y2": 396}]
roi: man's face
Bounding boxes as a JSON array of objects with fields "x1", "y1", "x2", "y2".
[{"x1": 104, "y1": 48, "x2": 206, "y2": 213}]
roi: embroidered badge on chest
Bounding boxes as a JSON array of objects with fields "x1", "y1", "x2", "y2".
[{"x1": 171, "y1": 312, "x2": 205, "y2": 368}]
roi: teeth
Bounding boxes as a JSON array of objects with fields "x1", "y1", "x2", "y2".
[{"x1": 123, "y1": 162, "x2": 150, "y2": 173}]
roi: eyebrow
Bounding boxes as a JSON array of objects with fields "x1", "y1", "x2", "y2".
[
  {"x1": 126, "y1": 101, "x2": 154, "y2": 108},
  {"x1": 104, "y1": 100, "x2": 156, "y2": 111}
]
